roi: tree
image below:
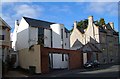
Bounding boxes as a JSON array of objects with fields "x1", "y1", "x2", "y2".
[
  {"x1": 99, "y1": 18, "x2": 105, "y2": 25},
  {"x1": 77, "y1": 19, "x2": 88, "y2": 29},
  {"x1": 70, "y1": 19, "x2": 88, "y2": 32},
  {"x1": 77, "y1": 20, "x2": 83, "y2": 27}
]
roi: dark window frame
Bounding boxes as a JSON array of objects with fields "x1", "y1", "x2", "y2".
[
  {"x1": 62, "y1": 44, "x2": 64, "y2": 48},
  {"x1": 0, "y1": 35, "x2": 4, "y2": 40},
  {"x1": 61, "y1": 29, "x2": 63, "y2": 40},
  {"x1": 62, "y1": 54, "x2": 64, "y2": 61},
  {"x1": 38, "y1": 28, "x2": 44, "y2": 45},
  {"x1": 66, "y1": 32, "x2": 68, "y2": 38}
]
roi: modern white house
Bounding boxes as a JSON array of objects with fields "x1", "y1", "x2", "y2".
[{"x1": 12, "y1": 17, "x2": 70, "y2": 70}]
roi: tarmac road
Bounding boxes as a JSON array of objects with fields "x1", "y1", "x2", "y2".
[
  {"x1": 53, "y1": 64, "x2": 120, "y2": 77},
  {"x1": 3, "y1": 64, "x2": 120, "y2": 79}
]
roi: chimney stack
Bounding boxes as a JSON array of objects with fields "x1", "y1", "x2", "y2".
[
  {"x1": 15, "y1": 20, "x2": 19, "y2": 31},
  {"x1": 109, "y1": 22, "x2": 114, "y2": 29},
  {"x1": 102, "y1": 25, "x2": 106, "y2": 29},
  {"x1": 88, "y1": 16, "x2": 93, "y2": 26},
  {"x1": 74, "y1": 21, "x2": 77, "y2": 29}
]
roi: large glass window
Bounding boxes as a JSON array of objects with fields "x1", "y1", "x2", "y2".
[
  {"x1": 61, "y1": 29, "x2": 63, "y2": 40},
  {"x1": 66, "y1": 32, "x2": 68, "y2": 38},
  {"x1": 62, "y1": 54, "x2": 64, "y2": 61},
  {"x1": 38, "y1": 28, "x2": 44, "y2": 45},
  {"x1": 0, "y1": 35, "x2": 4, "y2": 40}
]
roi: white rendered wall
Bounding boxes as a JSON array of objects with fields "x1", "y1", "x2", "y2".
[
  {"x1": 85, "y1": 16, "x2": 98, "y2": 44},
  {"x1": 18, "y1": 45, "x2": 41, "y2": 73},
  {"x1": 63, "y1": 30, "x2": 70, "y2": 49},
  {"x1": 12, "y1": 21, "x2": 19, "y2": 51},
  {"x1": 70, "y1": 27, "x2": 85, "y2": 49},
  {"x1": 29, "y1": 27, "x2": 38, "y2": 47},
  {"x1": 50, "y1": 24, "x2": 70, "y2": 49},
  {"x1": 17, "y1": 18, "x2": 29, "y2": 50},
  {"x1": 50, "y1": 24, "x2": 69, "y2": 69},
  {"x1": 52, "y1": 53, "x2": 68, "y2": 69},
  {"x1": 44, "y1": 29, "x2": 51, "y2": 47},
  {"x1": 50, "y1": 24, "x2": 62, "y2": 48},
  {"x1": 94, "y1": 24, "x2": 100, "y2": 43}
]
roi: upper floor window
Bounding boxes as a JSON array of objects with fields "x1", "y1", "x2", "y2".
[
  {"x1": 61, "y1": 29, "x2": 63, "y2": 40},
  {"x1": 66, "y1": 32, "x2": 68, "y2": 38},
  {"x1": 0, "y1": 35, "x2": 4, "y2": 40},
  {"x1": 62, "y1": 44, "x2": 64, "y2": 48},
  {"x1": 38, "y1": 28, "x2": 44, "y2": 45}
]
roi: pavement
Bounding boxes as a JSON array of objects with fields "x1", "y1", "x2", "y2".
[
  {"x1": 3, "y1": 64, "x2": 120, "y2": 78},
  {"x1": 36, "y1": 64, "x2": 120, "y2": 77},
  {"x1": 58, "y1": 64, "x2": 119, "y2": 77},
  {"x1": 4, "y1": 71, "x2": 29, "y2": 77}
]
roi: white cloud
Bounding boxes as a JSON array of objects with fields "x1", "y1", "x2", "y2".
[
  {"x1": 1, "y1": 3, "x2": 44, "y2": 31},
  {"x1": 2, "y1": 0, "x2": 120, "y2": 2},
  {"x1": 49, "y1": 5, "x2": 71, "y2": 13},
  {"x1": 2, "y1": 0, "x2": 32, "y2": 2},
  {"x1": 59, "y1": 5, "x2": 71, "y2": 12},
  {"x1": 85, "y1": 2, "x2": 118, "y2": 16},
  {"x1": 1, "y1": 14, "x2": 15, "y2": 29},
  {"x1": 81, "y1": 0, "x2": 119, "y2": 2},
  {"x1": 13, "y1": 4, "x2": 43, "y2": 18}
]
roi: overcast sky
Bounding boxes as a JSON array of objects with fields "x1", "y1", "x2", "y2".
[{"x1": 1, "y1": 1, "x2": 119, "y2": 32}]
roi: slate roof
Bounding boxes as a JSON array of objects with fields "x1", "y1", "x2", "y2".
[
  {"x1": 23, "y1": 17, "x2": 70, "y2": 33},
  {"x1": 106, "y1": 23, "x2": 119, "y2": 36},
  {"x1": 93, "y1": 21, "x2": 106, "y2": 33},
  {"x1": 72, "y1": 39, "x2": 83, "y2": 48},
  {"x1": 98, "y1": 25, "x2": 107, "y2": 33},
  {"x1": 113, "y1": 31, "x2": 119, "y2": 36},
  {"x1": 23, "y1": 17, "x2": 55, "y2": 28},
  {"x1": 78, "y1": 42, "x2": 102, "y2": 53},
  {"x1": 65, "y1": 28, "x2": 70, "y2": 33}
]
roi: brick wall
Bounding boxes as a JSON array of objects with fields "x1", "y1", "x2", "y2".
[{"x1": 40, "y1": 46, "x2": 83, "y2": 73}]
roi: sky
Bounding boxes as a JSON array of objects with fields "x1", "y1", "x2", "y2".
[{"x1": 1, "y1": 1, "x2": 119, "y2": 33}]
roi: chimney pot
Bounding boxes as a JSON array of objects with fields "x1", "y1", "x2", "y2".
[
  {"x1": 109, "y1": 22, "x2": 114, "y2": 29},
  {"x1": 88, "y1": 16, "x2": 93, "y2": 26},
  {"x1": 16, "y1": 20, "x2": 19, "y2": 26},
  {"x1": 74, "y1": 21, "x2": 77, "y2": 29},
  {"x1": 15, "y1": 20, "x2": 19, "y2": 31}
]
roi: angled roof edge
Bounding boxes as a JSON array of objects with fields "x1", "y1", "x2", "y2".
[
  {"x1": 78, "y1": 42, "x2": 102, "y2": 53},
  {"x1": 0, "y1": 17, "x2": 11, "y2": 29},
  {"x1": 23, "y1": 16, "x2": 55, "y2": 25},
  {"x1": 65, "y1": 27, "x2": 70, "y2": 33},
  {"x1": 22, "y1": 16, "x2": 56, "y2": 29}
]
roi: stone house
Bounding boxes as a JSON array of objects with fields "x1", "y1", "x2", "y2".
[
  {"x1": 70, "y1": 16, "x2": 119, "y2": 64},
  {"x1": 0, "y1": 17, "x2": 11, "y2": 63}
]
